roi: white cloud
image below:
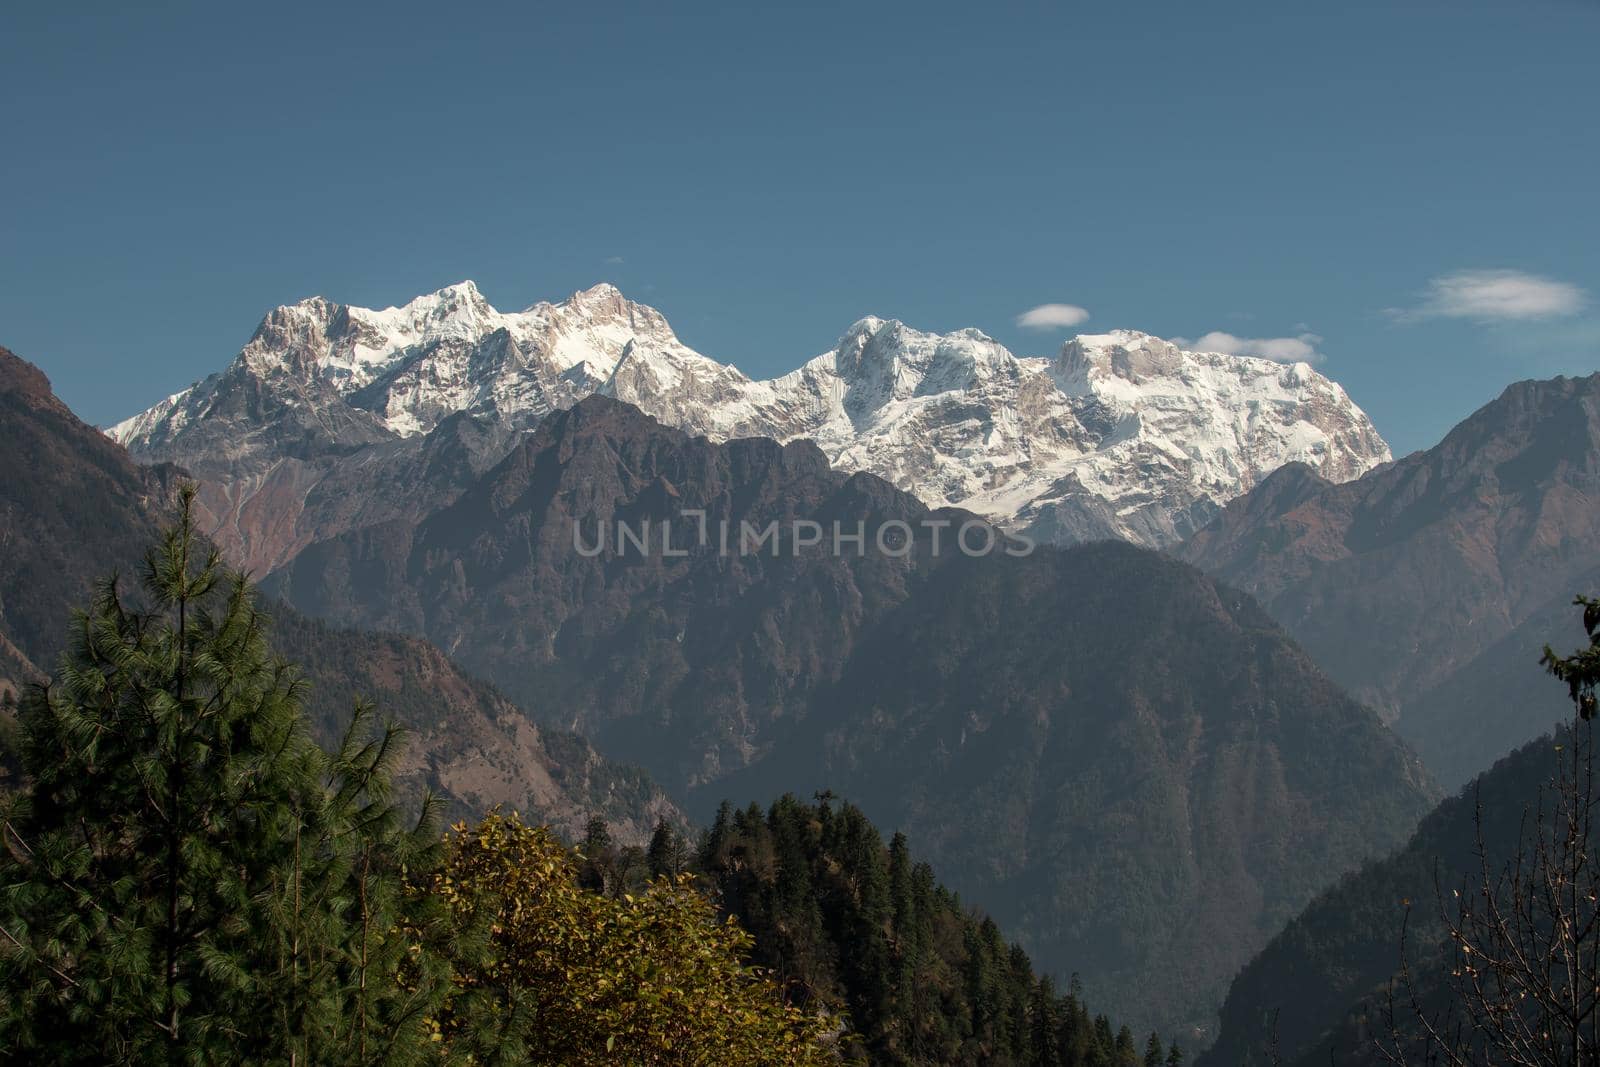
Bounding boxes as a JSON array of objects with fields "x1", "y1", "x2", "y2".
[
  {"x1": 1176, "y1": 330, "x2": 1325, "y2": 364},
  {"x1": 1402, "y1": 269, "x2": 1586, "y2": 322},
  {"x1": 1016, "y1": 303, "x2": 1091, "y2": 330},
  {"x1": 603, "y1": 255, "x2": 625, "y2": 265}
]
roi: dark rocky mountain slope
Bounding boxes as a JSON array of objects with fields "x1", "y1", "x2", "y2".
[
  {"x1": 266, "y1": 394, "x2": 967, "y2": 789},
  {"x1": 0, "y1": 346, "x2": 675, "y2": 841},
  {"x1": 0, "y1": 345, "x2": 186, "y2": 672},
  {"x1": 705, "y1": 541, "x2": 1438, "y2": 1044},
  {"x1": 1181, "y1": 373, "x2": 1600, "y2": 788}
]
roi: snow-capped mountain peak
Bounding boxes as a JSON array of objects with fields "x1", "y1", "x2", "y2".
[
  {"x1": 828, "y1": 316, "x2": 1015, "y2": 401},
  {"x1": 108, "y1": 281, "x2": 698, "y2": 446},
  {"x1": 350, "y1": 280, "x2": 497, "y2": 344},
  {"x1": 1056, "y1": 330, "x2": 1191, "y2": 387},
  {"x1": 110, "y1": 283, "x2": 1392, "y2": 563}
]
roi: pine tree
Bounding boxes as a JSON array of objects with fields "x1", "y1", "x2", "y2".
[
  {"x1": 1143, "y1": 1030, "x2": 1165, "y2": 1067},
  {"x1": 766, "y1": 795, "x2": 831, "y2": 997},
  {"x1": 1029, "y1": 976, "x2": 1063, "y2": 1066},
  {"x1": 1057, "y1": 977, "x2": 1090, "y2": 1065},
  {"x1": 1544, "y1": 594, "x2": 1600, "y2": 720},
  {"x1": 0, "y1": 486, "x2": 447, "y2": 1062},
  {"x1": 701, "y1": 800, "x2": 734, "y2": 869},
  {"x1": 830, "y1": 804, "x2": 894, "y2": 1045},
  {"x1": 577, "y1": 815, "x2": 615, "y2": 894},
  {"x1": 1115, "y1": 1023, "x2": 1139, "y2": 1065},
  {"x1": 581, "y1": 815, "x2": 611, "y2": 852},
  {"x1": 1093, "y1": 1015, "x2": 1117, "y2": 1061},
  {"x1": 646, "y1": 816, "x2": 687, "y2": 879}
]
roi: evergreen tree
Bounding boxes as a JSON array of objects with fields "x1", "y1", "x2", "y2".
[
  {"x1": 1544, "y1": 594, "x2": 1600, "y2": 720},
  {"x1": 830, "y1": 804, "x2": 894, "y2": 1042},
  {"x1": 701, "y1": 800, "x2": 734, "y2": 868},
  {"x1": 1057, "y1": 978, "x2": 1090, "y2": 1065},
  {"x1": 577, "y1": 815, "x2": 615, "y2": 893},
  {"x1": 646, "y1": 816, "x2": 687, "y2": 879},
  {"x1": 581, "y1": 815, "x2": 611, "y2": 852},
  {"x1": 767, "y1": 796, "x2": 833, "y2": 998},
  {"x1": 1115, "y1": 1024, "x2": 1138, "y2": 1065},
  {"x1": 1029, "y1": 976, "x2": 1063, "y2": 1066},
  {"x1": 1143, "y1": 1030, "x2": 1165, "y2": 1067},
  {"x1": 1093, "y1": 1016, "x2": 1116, "y2": 1060},
  {"x1": 0, "y1": 487, "x2": 447, "y2": 1062}
]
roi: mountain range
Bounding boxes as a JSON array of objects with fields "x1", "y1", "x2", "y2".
[
  {"x1": 107, "y1": 282, "x2": 1391, "y2": 572},
  {"x1": 0, "y1": 342, "x2": 1172, "y2": 1064},
  {"x1": 9, "y1": 275, "x2": 1598, "y2": 1055},
  {"x1": 254, "y1": 392, "x2": 1437, "y2": 1041},
  {"x1": 5, "y1": 330, "x2": 1441, "y2": 1041}
]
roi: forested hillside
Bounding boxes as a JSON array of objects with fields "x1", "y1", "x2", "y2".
[
  {"x1": 1203, "y1": 596, "x2": 1600, "y2": 1067},
  {"x1": 577, "y1": 793, "x2": 1180, "y2": 1066},
  {"x1": 1199, "y1": 730, "x2": 1563, "y2": 1065}
]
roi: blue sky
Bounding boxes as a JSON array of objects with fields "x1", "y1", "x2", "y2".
[{"x1": 3, "y1": 0, "x2": 1596, "y2": 454}]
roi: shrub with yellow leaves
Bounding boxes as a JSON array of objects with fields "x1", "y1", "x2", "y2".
[{"x1": 422, "y1": 811, "x2": 834, "y2": 1065}]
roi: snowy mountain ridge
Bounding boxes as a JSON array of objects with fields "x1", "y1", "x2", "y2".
[{"x1": 109, "y1": 281, "x2": 1392, "y2": 554}]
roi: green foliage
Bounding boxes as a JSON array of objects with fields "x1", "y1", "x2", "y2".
[
  {"x1": 1543, "y1": 595, "x2": 1600, "y2": 721},
  {"x1": 695, "y1": 793, "x2": 1159, "y2": 1066},
  {"x1": 647, "y1": 816, "x2": 689, "y2": 879},
  {"x1": 0, "y1": 486, "x2": 450, "y2": 1063}
]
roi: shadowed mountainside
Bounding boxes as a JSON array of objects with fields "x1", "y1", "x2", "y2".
[
  {"x1": 1181, "y1": 373, "x2": 1600, "y2": 789},
  {"x1": 1200, "y1": 723, "x2": 1578, "y2": 1066},
  {"x1": 0, "y1": 346, "x2": 678, "y2": 841}
]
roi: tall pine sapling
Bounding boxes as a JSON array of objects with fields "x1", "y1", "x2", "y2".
[{"x1": 0, "y1": 486, "x2": 448, "y2": 1063}]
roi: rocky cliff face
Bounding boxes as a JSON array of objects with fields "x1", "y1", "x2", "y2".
[
  {"x1": 1181, "y1": 373, "x2": 1600, "y2": 787},
  {"x1": 109, "y1": 282, "x2": 1391, "y2": 571},
  {"x1": 265, "y1": 395, "x2": 969, "y2": 789},
  {"x1": 0, "y1": 345, "x2": 187, "y2": 669}
]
